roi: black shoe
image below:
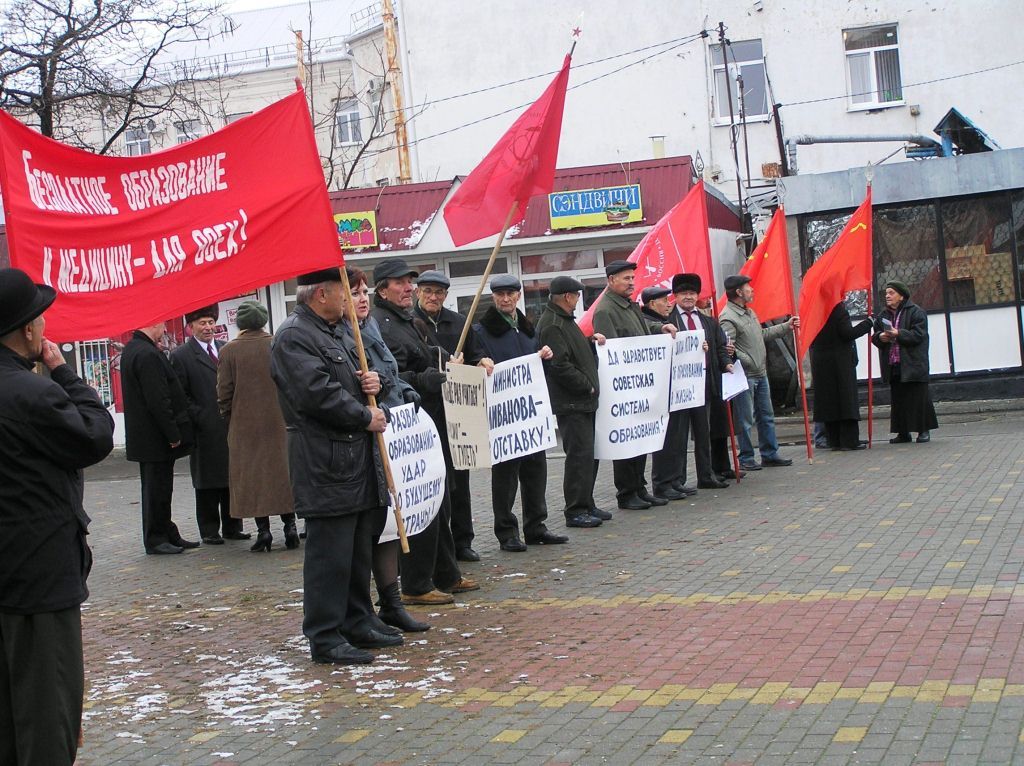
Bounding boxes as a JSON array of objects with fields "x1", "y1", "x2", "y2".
[
  {"x1": 838, "y1": 442, "x2": 868, "y2": 451},
  {"x1": 698, "y1": 479, "x2": 728, "y2": 489},
  {"x1": 347, "y1": 628, "x2": 404, "y2": 649},
  {"x1": 377, "y1": 582, "x2": 430, "y2": 632},
  {"x1": 312, "y1": 642, "x2": 374, "y2": 665},
  {"x1": 250, "y1": 530, "x2": 273, "y2": 552},
  {"x1": 654, "y1": 487, "x2": 687, "y2": 501},
  {"x1": 618, "y1": 494, "x2": 652, "y2": 510},
  {"x1": 739, "y1": 462, "x2": 762, "y2": 471},
  {"x1": 146, "y1": 542, "x2": 184, "y2": 555},
  {"x1": 526, "y1": 530, "x2": 569, "y2": 545},
  {"x1": 719, "y1": 469, "x2": 745, "y2": 480},
  {"x1": 456, "y1": 547, "x2": 481, "y2": 562},
  {"x1": 202, "y1": 535, "x2": 225, "y2": 545},
  {"x1": 500, "y1": 537, "x2": 527, "y2": 552},
  {"x1": 223, "y1": 531, "x2": 252, "y2": 541},
  {"x1": 638, "y1": 489, "x2": 668, "y2": 506},
  {"x1": 890, "y1": 433, "x2": 912, "y2": 444},
  {"x1": 170, "y1": 537, "x2": 200, "y2": 549},
  {"x1": 283, "y1": 522, "x2": 300, "y2": 550},
  {"x1": 566, "y1": 514, "x2": 602, "y2": 528},
  {"x1": 916, "y1": 432, "x2": 931, "y2": 443},
  {"x1": 590, "y1": 507, "x2": 613, "y2": 521},
  {"x1": 762, "y1": 457, "x2": 793, "y2": 467}
]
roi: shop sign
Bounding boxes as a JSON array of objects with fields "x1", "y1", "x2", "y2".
[
  {"x1": 334, "y1": 210, "x2": 378, "y2": 249},
  {"x1": 548, "y1": 184, "x2": 642, "y2": 231}
]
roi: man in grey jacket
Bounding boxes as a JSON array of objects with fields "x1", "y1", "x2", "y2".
[{"x1": 719, "y1": 274, "x2": 799, "y2": 470}]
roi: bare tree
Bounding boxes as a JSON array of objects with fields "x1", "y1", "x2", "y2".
[{"x1": 0, "y1": 0, "x2": 224, "y2": 152}]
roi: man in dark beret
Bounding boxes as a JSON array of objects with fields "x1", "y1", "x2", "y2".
[{"x1": 171, "y1": 304, "x2": 250, "y2": 543}]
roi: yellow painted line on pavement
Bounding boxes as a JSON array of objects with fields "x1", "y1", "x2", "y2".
[
  {"x1": 187, "y1": 731, "x2": 221, "y2": 743},
  {"x1": 492, "y1": 729, "x2": 526, "y2": 743},
  {"x1": 658, "y1": 729, "x2": 693, "y2": 744},
  {"x1": 334, "y1": 729, "x2": 370, "y2": 743},
  {"x1": 834, "y1": 727, "x2": 867, "y2": 743}
]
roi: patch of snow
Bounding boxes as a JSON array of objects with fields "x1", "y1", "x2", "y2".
[{"x1": 200, "y1": 655, "x2": 322, "y2": 727}]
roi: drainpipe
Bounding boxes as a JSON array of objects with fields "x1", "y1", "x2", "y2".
[{"x1": 785, "y1": 134, "x2": 944, "y2": 174}]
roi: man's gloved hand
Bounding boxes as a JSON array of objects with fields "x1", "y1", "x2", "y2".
[
  {"x1": 402, "y1": 388, "x2": 422, "y2": 411},
  {"x1": 423, "y1": 367, "x2": 447, "y2": 392}
]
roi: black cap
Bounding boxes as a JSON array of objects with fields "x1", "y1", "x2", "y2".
[
  {"x1": 672, "y1": 273, "x2": 701, "y2": 294},
  {"x1": 373, "y1": 258, "x2": 418, "y2": 284},
  {"x1": 640, "y1": 286, "x2": 671, "y2": 304},
  {"x1": 885, "y1": 280, "x2": 911, "y2": 299},
  {"x1": 417, "y1": 270, "x2": 451, "y2": 288},
  {"x1": 0, "y1": 268, "x2": 57, "y2": 337},
  {"x1": 297, "y1": 267, "x2": 343, "y2": 286},
  {"x1": 549, "y1": 275, "x2": 585, "y2": 295},
  {"x1": 489, "y1": 274, "x2": 522, "y2": 292},
  {"x1": 605, "y1": 260, "x2": 637, "y2": 277},
  {"x1": 185, "y1": 304, "x2": 220, "y2": 324},
  {"x1": 723, "y1": 274, "x2": 752, "y2": 292}
]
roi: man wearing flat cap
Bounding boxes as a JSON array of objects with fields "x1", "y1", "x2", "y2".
[
  {"x1": 371, "y1": 258, "x2": 478, "y2": 605},
  {"x1": 592, "y1": 260, "x2": 677, "y2": 510},
  {"x1": 720, "y1": 273, "x2": 799, "y2": 470},
  {"x1": 271, "y1": 267, "x2": 395, "y2": 664},
  {"x1": 413, "y1": 270, "x2": 493, "y2": 563},
  {"x1": 475, "y1": 274, "x2": 566, "y2": 551},
  {"x1": 640, "y1": 285, "x2": 672, "y2": 322},
  {"x1": 171, "y1": 304, "x2": 249, "y2": 543},
  {"x1": 536, "y1": 275, "x2": 608, "y2": 529},
  {"x1": 0, "y1": 268, "x2": 114, "y2": 765}
]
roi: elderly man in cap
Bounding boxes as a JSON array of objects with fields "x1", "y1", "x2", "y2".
[
  {"x1": 271, "y1": 267, "x2": 400, "y2": 665},
  {"x1": 536, "y1": 275, "x2": 607, "y2": 529},
  {"x1": 170, "y1": 305, "x2": 249, "y2": 543},
  {"x1": 592, "y1": 260, "x2": 677, "y2": 510},
  {"x1": 640, "y1": 285, "x2": 672, "y2": 322},
  {"x1": 719, "y1": 274, "x2": 799, "y2": 470},
  {"x1": 475, "y1": 274, "x2": 566, "y2": 551},
  {"x1": 0, "y1": 268, "x2": 114, "y2": 765},
  {"x1": 412, "y1": 270, "x2": 493, "y2": 562},
  {"x1": 372, "y1": 258, "x2": 478, "y2": 603}
]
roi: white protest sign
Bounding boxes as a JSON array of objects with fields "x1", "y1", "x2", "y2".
[
  {"x1": 380, "y1": 403, "x2": 446, "y2": 542},
  {"x1": 669, "y1": 329, "x2": 706, "y2": 412},
  {"x1": 594, "y1": 334, "x2": 673, "y2": 460},
  {"x1": 486, "y1": 352, "x2": 556, "y2": 464},
  {"x1": 721, "y1": 358, "x2": 749, "y2": 401},
  {"x1": 441, "y1": 363, "x2": 491, "y2": 469}
]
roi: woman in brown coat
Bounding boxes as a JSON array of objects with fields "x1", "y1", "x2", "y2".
[{"x1": 217, "y1": 301, "x2": 298, "y2": 551}]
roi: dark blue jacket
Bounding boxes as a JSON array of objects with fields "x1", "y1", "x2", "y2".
[{"x1": 474, "y1": 306, "x2": 538, "y2": 364}]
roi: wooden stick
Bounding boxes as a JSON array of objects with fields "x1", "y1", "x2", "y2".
[
  {"x1": 338, "y1": 266, "x2": 409, "y2": 553},
  {"x1": 453, "y1": 202, "x2": 519, "y2": 357},
  {"x1": 793, "y1": 325, "x2": 814, "y2": 463}
]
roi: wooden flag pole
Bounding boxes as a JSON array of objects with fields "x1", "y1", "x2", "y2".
[
  {"x1": 338, "y1": 265, "x2": 410, "y2": 553},
  {"x1": 793, "y1": 325, "x2": 814, "y2": 463},
  {"x1": 453, "y1": 202, "x2": 519, "y2": 358}
]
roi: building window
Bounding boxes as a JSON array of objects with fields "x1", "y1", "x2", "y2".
[
  {"x1": 941, "y1": 195, "x2": 1016, "y2": 308},
  {"x1": 335, "y1": 100, "x2": 363, "y2": 145},
  {"x1": 710, "y1": 39, "x2": 769, "y2": 124},
  {"x1": 844, "y1": 24, "x2": 903, "y2": 109},
  {"x1": 174, "y1": 119, "x2": 202, "y2": 144},
  {"x1": 125, "y1": 127, "x2": 151, "y2": 156}
]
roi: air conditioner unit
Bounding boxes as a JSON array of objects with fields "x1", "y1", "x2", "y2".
[{"x1": 366, "y1": 77, "x2": 383, "y2": 94}]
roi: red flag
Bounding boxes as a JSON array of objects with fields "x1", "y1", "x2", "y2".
[
  {"x1": 578, "y1": 180, "x2": 715, "y2": 335},
  {"x1": 796, "y1": 187, "x2": 873, "y2": 358},
  {"x1": 0, "y1": 91, "x2": 342, "y2": 342},
  {"x1": 716, "y1": 207, "x2": 794, "y2": 322},
  {"x1": 443, "y1": 55, "x2": 571, "y2": 246}
]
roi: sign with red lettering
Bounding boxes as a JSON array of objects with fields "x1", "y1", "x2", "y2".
[{"x1": 0, "y1": 91, "x2": 343, "y2": 341}]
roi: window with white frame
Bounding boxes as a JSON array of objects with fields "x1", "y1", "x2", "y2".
[
  {"x1": 335, "y1": 100, "x2": 363, "y2": 145},
  {"x1": 174, "y1": 119, "x2": 202, "y2": 144},
  {"x1": 844, "y1": 24, "x2": 903, "y2": 108},
  {"x1": 125, "y1": 127, "x2": 151, "y2": 156},
  {"x1": 710, "y1": 39, "x2": 769, "y2": 124}
]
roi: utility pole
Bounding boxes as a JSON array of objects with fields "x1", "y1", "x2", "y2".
[
  {"x1": 382, "y1": 0, "x2": 412, "y2": 183},
  {"x1": 717, "y1": 22, "x2": 745, "y2": 225}
]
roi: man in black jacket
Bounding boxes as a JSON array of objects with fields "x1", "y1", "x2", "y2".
[
  {"x1": 170, "y1": 305, "x2": 248, "y2": 544},
  {"x1": 0, "y1": 268, "x2": 114, "y2": 766},
  {"x1": 121, "y1": 322, "x2": 200, "y2": 554},
  {"x1": 535, "y1": 276, "x2": 607, "y2": 529},
  {"x1": 271, "y1": 268, "x2": 399, "y2": 665},
  {"x1": 371, "y1": 259, "x2": 478, "y2": 604}
]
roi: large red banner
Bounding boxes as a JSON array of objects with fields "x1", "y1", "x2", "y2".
[{"x1": 0, "y1": 91, "x2": 342, "y2": 341}]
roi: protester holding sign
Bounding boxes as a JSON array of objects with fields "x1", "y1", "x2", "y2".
[
  {"x1": 475, "y1": 275, "x2": 567, "y2": 551},
  {"x1": 536, "y1": 276, "x2": 608, "y2": 529},
  {"x1": 592, "y1": 260, "x2": 677, "y2": 510}
]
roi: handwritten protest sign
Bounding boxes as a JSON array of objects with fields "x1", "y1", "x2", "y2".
[
  {"x1": 379, "y1": 403, "x2": 446, "y2": 543},
  {"x1": 594, "y1": 334, "x2": 673, "y2": 460},
  {"x1": 442, "y1": 353, "x2": 555, "y2": 468},
  {"x1": 669, "y1": 329, "x2": 706, "y2": 412}
]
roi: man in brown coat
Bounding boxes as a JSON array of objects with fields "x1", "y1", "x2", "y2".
[{"x1": 217, "y1": 301, "x2": 298, "y2": 551}]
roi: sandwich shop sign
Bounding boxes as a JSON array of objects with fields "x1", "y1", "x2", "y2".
[{"x1": 548, "y1": 183, "x2": 642, "y2": 231}]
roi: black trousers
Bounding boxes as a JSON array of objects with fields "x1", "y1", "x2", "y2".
[
  {"x1": 195, "y1": 487, "x2": 241, "y2": 538},
  {"x1": 0, "y1": 607, "x2": 83, "y2": 766},
  {"x1": 556, "y1": 410, "x2": 598, "y2": 519},
  {"x1": 448, "y1": 469, "x2": 474, "y2": 550},
  {"x1": 302, "y1": 512, "x2": 376, "y2": 655},
  {"x1": 711, "y1": 437, "x2": 732, "y2": 475},
  {"x1": 139, "y1": 460, "x2": 182, "y2": 551},
  {"x1": 612, "y1": 455, "x2": 648, "y2": 502},
  {"x1": 255, "y1": 513, "x2": 297, "y2": 532},
  {"x1": 824, "y1": 419, "x2": 861, "y2": 449},
  {"x1": 652, "y1": 404, "x2": 713, "y2": 492},
  {"x1": 491, "y1": 450, "x2": 549, "y2": 543}
]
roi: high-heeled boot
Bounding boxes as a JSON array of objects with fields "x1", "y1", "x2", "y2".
[
  {"x1": 250, "y1": 529, "x2": 272, "y2": 552},
  {"x1": 283, "y1": 520, "x2": 300, "y2": 550},
  {"x1": 377, "y1": 581, "x2": 430, "y2": 632}
]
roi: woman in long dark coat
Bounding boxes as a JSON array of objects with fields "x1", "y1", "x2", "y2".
[
  {"x1": 871, "y1": 280, "x2": 938, "y2": 443},
  {"x1": 810, "y1": 301, "x2": 872, "y2": 450}
]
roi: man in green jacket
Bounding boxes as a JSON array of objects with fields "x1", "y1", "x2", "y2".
[
  {"x1": 592, "y1": 261, "x2": 677, "y2": 510},
  {"x1": 537, "y1": 276, "x2": 607, "y2": 529},
  {"x1": 719, "y1": 274, "x2": 799, "y2": 470}
]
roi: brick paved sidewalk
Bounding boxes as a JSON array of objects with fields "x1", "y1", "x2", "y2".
[{"x1": 75, "y1": 413, "x2": 1024, "y2": 765}]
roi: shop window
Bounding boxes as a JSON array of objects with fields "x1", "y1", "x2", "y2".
[
  {"x1": 449, "y1": 257, "x2": 508, "y2": 279},
  {"x1": 520, "y1": 249, "x2": 600, "y2": 274},
  {"x1": 940, "y1": 195, "x2": 1016, "y2": 308},
  {"x1": 1012, "y1": 191, "x2": 1024, "y2": 291},
  {"x1": 874, "y1": 203, "x2": 944, "y2": 311},
  {"x1": 522, "y1": 279, "x2": 550, "y2": 328},
  {"x1": 601, "y1": 247, "x2": 635, "y2": 265},
  {"x1": 710, "y1": 39, "x2": 769, "y2": 123},
  {"x1": 844, "y1": 24, "x2": 902, "y2": 109}
]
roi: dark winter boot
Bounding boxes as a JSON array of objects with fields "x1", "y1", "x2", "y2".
[{"x1": 377, "y1": 581, "x2": 430, "y2": 632}]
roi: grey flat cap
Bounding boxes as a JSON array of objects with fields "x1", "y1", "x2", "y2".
[
  {"x1": 640, "y1": 286, "x2": 671, "y2": 304},
  {"x1": 416, "y1": 270, "x2": 450, "y2": 288},
  {"x1": 490, "y1": 274, "x2": 522, "y2": 292},
  {"x1": 549, "y1": 275, "x2": 585, "y2": 294},
  {"x1": 373, "y1": 258, "x2": 419, "y2": 284}
]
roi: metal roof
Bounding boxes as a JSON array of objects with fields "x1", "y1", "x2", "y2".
[{"x1": 329, "y1": 180, "x2": 453, "y2": 252}]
